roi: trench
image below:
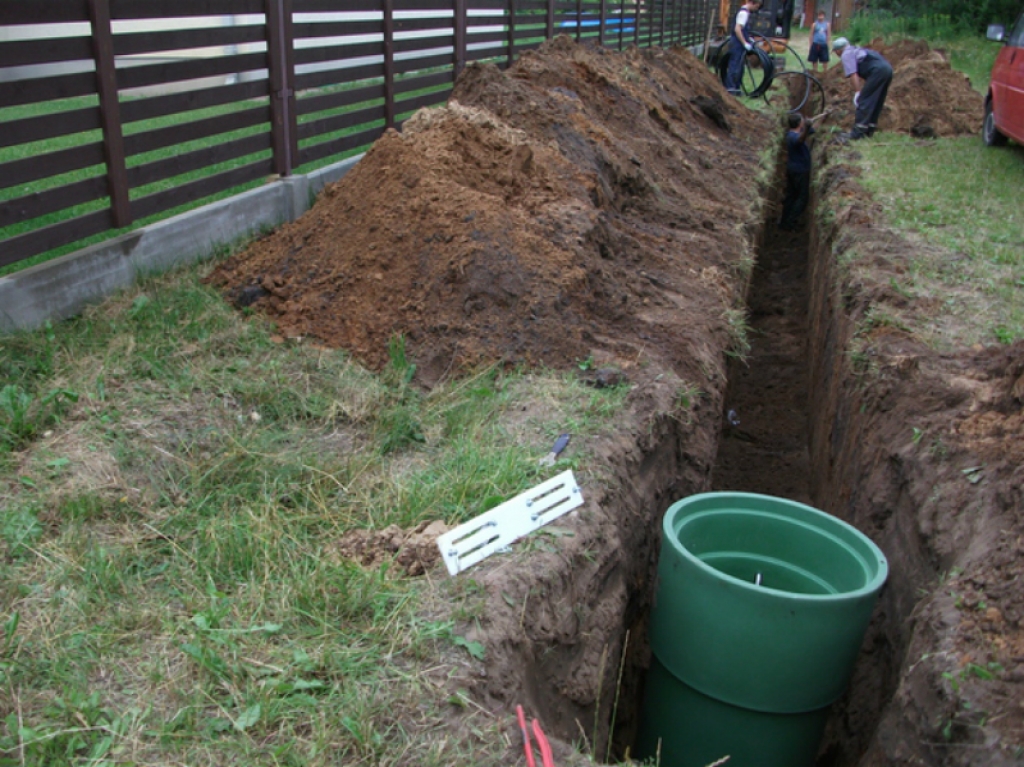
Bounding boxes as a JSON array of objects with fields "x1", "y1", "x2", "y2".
[{"x1": 578, "y1": 168, "x2": 907, "y2": 766}]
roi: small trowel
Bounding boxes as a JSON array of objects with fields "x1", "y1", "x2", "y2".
[{"x1": 538, "y1": 433, "x2": 571, "y2": 467}]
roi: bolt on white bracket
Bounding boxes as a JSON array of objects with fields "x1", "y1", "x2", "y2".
[{"x1": 437, "y1": 469, "x2": 584, "y2": 576}]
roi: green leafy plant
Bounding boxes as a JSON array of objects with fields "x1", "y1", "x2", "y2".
[
  {"x1": 453, "y1": 635, "x2": 486, "y2": 661},
  {"x1": 0, "y1": 384, "x2": 79, "y2": 451},
  {"x1": 1, "y1": 506, "x2": 43, "y2": 558}
]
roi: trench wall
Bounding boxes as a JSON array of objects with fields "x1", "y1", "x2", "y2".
[{"x1": 805, "y1": 150, "x2": 964, "y2": 765}]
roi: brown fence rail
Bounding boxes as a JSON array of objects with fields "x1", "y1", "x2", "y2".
[{"x1": 0, "y1": 0, "x2": 717, "y2": 270}]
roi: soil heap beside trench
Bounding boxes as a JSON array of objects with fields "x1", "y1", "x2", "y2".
[
  {"x1": 206, "y1": 36, "x2": 771, "y2": 387},
  {"x1": 818, "y1": 38, "x2": 983, "y2": 137}
]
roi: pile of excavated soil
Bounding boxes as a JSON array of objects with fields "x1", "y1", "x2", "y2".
[
  {"x1": 207, "y1": 37, "x2": 771, "y2": 387},
  {"x1": 817, "y1": 38, "x2": 983, "y2": 137}
]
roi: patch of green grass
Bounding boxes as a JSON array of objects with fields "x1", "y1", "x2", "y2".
[
  {"x1": 0, "y1": 258, "x2": 629, "y2": 765},
  {"x1": 855, "y1": 135, "x2": 1024, "y2": 346}
]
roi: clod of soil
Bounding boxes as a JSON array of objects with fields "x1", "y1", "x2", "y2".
[
  {"x1": 335, "y1": 520, "x2": 449, "y2": 576},
  {"x1": 818, "y1": 38, "x2": 983, "y2": 137},
  {"x1": 206, "y1": 37, "x2": 771, "y2": 387}
]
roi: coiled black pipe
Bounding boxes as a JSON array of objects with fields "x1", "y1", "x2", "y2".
[{"x1": 713, "y1": 34, "x2": 827, "y2": 115}]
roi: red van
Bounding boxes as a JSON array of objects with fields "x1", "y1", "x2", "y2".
[{"x1": 984, "y1": 9, "x2": 1024, "y2": 145}]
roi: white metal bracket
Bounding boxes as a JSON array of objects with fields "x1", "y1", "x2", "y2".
[{"x1": 437, "y1": 470, "x2": 584, "y2": 576}]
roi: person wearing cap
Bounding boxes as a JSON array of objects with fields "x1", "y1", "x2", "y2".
[
  {"x1": 831, "y1": 37, "x2": 893, "y2": 139},
  {"x1": 726, "y1": 0, "x2": 764, "y2": 96}
]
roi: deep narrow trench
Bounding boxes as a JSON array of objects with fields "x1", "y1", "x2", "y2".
[
  {"x1": 611, "y1": 203, "x2": 829, "y2": 759},
  {"x1": 711, "y1": 221, "x2": 812, "y2": 501},
  {"x1": 614, "y1": 194, "x2": 884, "y2": 765}
]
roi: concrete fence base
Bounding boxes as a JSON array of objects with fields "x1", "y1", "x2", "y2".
[{"x1": 0, "y1": 154, "x2": 362, "y2": 335}]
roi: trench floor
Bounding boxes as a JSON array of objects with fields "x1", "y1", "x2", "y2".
[{"x1": 711, "y1": 222, "x2": 812, "y2": 502}]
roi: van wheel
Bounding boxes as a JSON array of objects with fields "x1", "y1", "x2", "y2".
[{"x1": 983, "y1": 99, "x2": 1008, "y2": 147}]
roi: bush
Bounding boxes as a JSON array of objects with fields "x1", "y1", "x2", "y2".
[{"x1": 859, "y1": 1, "x2": 1021, "y2": 32}]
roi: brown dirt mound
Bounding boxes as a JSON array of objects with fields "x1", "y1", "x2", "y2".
[
  {"x1": 334, "y1": 520, "x2": 449, "y2": 576},
  {"x1": 206, "y1": 37, "x2": 771, "y2": 386},
  {"x1": 818, "y1": 38, "x2": 983, "y2": 138}
]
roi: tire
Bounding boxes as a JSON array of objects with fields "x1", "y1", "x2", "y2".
[{"x1": 983, "y1": 98, "x2": 1009, "y2": 147}]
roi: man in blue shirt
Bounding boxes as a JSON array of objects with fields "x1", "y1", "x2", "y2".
[
  {"x1": 832, "y1": 37, "x2": 893, "y2": 140},
  {"x1": 726, "y1": 0, "x2": 764, "y2": 96},
  {"x1": 779, "y1": 113, "x2": 816, "y2": 231}
]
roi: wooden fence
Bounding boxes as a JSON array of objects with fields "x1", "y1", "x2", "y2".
[{"x1": 0, "y1": 0, "x2": 718, "y2": 270}]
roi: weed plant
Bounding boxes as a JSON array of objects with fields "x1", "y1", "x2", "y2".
[{"x1": 0, "y1": 262, "x2": 629, "y2": 765}]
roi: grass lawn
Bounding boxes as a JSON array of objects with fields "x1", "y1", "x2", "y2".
[
  {"x1": 2, "y1": 21, "x2": 1020, "y2": 765},
  {"x1": 840, "y1": 19, "x2": 1024, "y2": 346},
  {"x1": 0, "y1": 261, "x2": 633, "y2": 765}
]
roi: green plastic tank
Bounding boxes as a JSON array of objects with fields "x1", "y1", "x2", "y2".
[{"x1": 635, "y1": 492, "x2": 888, "y2": 767}]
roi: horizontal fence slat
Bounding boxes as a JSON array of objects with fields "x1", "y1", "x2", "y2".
[
  {"x1": 296, "y1": 82, "x2": 386, "y2": 118},
  {"x1": 0, "y1": 37, "x2": 94, "y2": 68},
  {"x1": 298, "y1": 125, "x2": 381, "y2": 167},
  {"x1": 108, "y1": 0, "x2": 264, "y2": 20},
  {"x1": 294, "y1": 40, "x2": 384, "y2": 66},
  {"x1": 296, "y1": 103, "x2": 387, "y2": 142},
  {"x1": 466, "y1": 45, "x2": 511, "y2": 63},
  {"x1": 393, "y1": 68, "x2": 453, "y2": 95},
  {"x1": 294, "y1": 20, "x2": 381, "y2": 39},
  {"x1": 467, "y1": 28, "x2": 512, "y2": 45},
  {"x1": 0, "y1": 72, "x2": 98, "y2": 109},
  {"x1": 127, "y1": 133, "x2": 272, "y2": 189},
  {"x1": 394, "y1": 17, "x2": 462, "y2": 33},
  {"x1": 112, "y1": 25, "x2": 269, "y2": 58},
  {"x1": 123, "y1": 105, "x2": 270, "y2": 156},
  {"x1": 292, "y1": 0, "x2": 382, "y2": 12},
  {"x1": 130, "y1": 159, "x2": 273, "y2": 221},
  {"x1": 116, "y1": 51, "x2": 269, "y2": 91},
  {"x1": 0, "y1": 1, "x2": 89, "y2": 25},
  {"x1": 295, "y1": 61, "x2": 386, "y2": 91},
  {"x1": 119, "y1": 80, "x2": 269, "y2": 124},
  {"x1": 0, "y1": 144, "x2": 106, "y2": 191},
  {"x1": 395, "y1": 87, "x2": 453, "y2": 117},
  {"x1": 395, "y1": 0, "x2": 461, "y2": 10},
  {"x1": 395, "y1": 34, "x2": 455, "y2": 53},
  {"x1": 394, "y1": 51, "x2": 456, "y2": 74},
  {"x1": 0, "y1": 209, "x2": 112, "y2": 270},
  {"x1": 0, "y1": 107, "x2": 101, "y2": 150},
  {"x1": 0, "y1": 176, "x2": 109, "y2": 229},
  {"x1": 510, "y1": 16, "x2": 550, "y2": 28}
]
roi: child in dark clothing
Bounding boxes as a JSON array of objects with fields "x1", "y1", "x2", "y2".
[{"x1": 779, "y1": 113, "x2": 815, "y2": 231}]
